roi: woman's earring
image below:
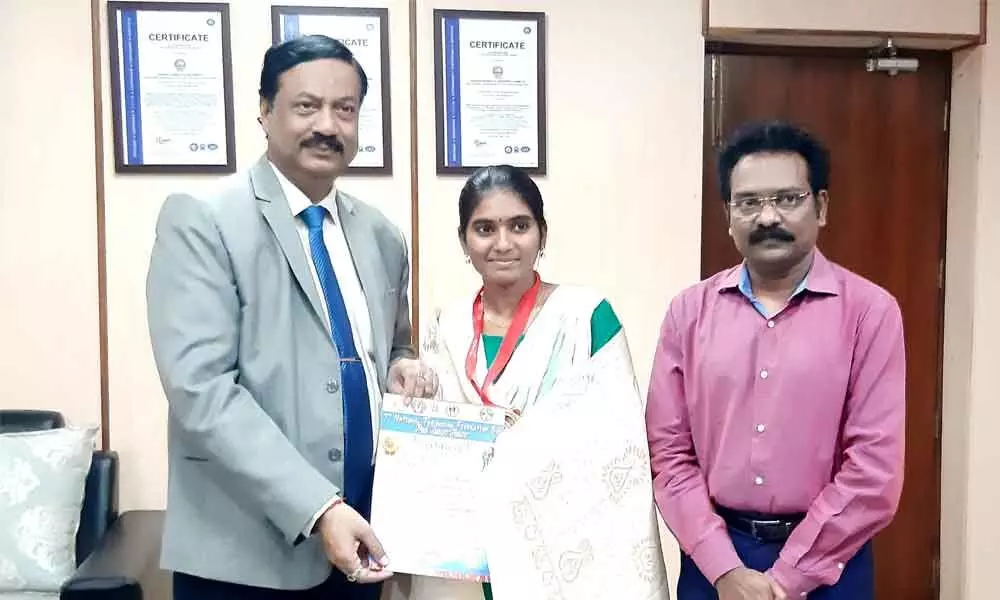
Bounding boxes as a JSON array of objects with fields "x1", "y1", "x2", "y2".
[{"x1": 464, "y1": 255, "x2": 471, "y2": 264}]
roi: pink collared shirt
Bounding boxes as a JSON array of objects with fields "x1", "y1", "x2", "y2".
[{"x1": 645, "y1": 250, "x2": 905, "y2": 598}]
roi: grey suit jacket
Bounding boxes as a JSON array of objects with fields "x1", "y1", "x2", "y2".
[{"x1": 146, "y1": 156, "x2": 414, "y2": 589}]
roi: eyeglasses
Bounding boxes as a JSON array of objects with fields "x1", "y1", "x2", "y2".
[{"x1": 728, "y1": 191, "x2": 811, "y2": 218}]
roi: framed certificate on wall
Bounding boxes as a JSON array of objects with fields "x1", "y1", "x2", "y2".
[
  {"x1": 108, "y1": 2, "x2": 236, "y2": 174},
  {"x1": 433, "y1": 10, "x2": 547, "y2": 175},
  {"x1": 272, "y1": 5, "x2": 393, "y2": 175}
]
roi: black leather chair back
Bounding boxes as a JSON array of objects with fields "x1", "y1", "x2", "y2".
[
  {"x1": 0, "y1": 409, "x2": 65, "y2": 431},
  {"x1": 0, "y1": 410, "x2": 119, "y2": 565}
]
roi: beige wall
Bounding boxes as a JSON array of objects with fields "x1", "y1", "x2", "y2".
[
  {"x1": 941, "y1": 47, "x2": 979, "y2": 600},
  {"x1": 943, "y1": 1, "x2": 1000, "y2": 595},
  {"x1": 4, "y1": 0, "x2": 1000, "y2": 597},
  {"x1": 710, "y1": 0, "x2": 981, "y2": 36},
  {"x1": 0, "y1": 0, "x2": 102, "y2": 430}
]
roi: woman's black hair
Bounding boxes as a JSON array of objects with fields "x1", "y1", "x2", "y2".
[{"x1": 457, "y1": 165, "x2": 547, "y2": 241}]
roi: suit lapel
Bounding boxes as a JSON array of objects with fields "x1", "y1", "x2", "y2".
[
  {"x1": 336, "y1": 191, "x2": 387, "y2": 375},
  {"x1": 250, "y1": 158, "x2": 329, "y2": 332}
]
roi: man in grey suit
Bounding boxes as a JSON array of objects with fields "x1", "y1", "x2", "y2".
[{"x1": 146, "y1": 35, "x2": 437, "y2": 599}]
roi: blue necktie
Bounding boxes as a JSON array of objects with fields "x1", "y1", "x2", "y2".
[{"x1": 300, "y1": 205, "x2": 374, "y2": 520}]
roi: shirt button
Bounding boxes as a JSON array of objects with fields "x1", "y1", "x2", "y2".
[
  {"x1": 756, "y1": 424, "x2": 766, "y2": 433},
  {"x1": 760, "y1": 369, "x2": 769, "y2": 379},
  {"x1": 326, "y1": 380, "x2": 339, "y2": 393},
  {"x1": 328, "y1": 448, "x2": 343, "y2": 462},
  {"x1": 767, "y1": 320, "x2": 775, "y2": 328},
  {"x1": 838, "y1": 562, "x2": 845, "y2": 570},
  {"x1": 754, "y1": 476, "x2": 764, "y2": 485}
]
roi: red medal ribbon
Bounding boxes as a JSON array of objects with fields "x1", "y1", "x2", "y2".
[{"x1": 465, "y1": 273, "x2": 541, "y2": 406}]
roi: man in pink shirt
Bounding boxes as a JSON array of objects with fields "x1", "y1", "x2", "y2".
[{"x1": 646, "y1": 121, "x2": 905, "y2": 600}]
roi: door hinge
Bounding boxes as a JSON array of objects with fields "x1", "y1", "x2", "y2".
[
  {"x1": 938, "y1": 258, "x2": 945, "y2": 289},
  {"x1": 710, "y1": 55, "x2": 725, "y2": 148},
  {"x1": 935, "y1": 407, "x2": 942, "y2": 441},
  {"x1": 944, "y1": 101, "x2": 950, "y2": 132},
  {"x1": 931, "y1": 555, "x2": 940, "y2": 594}
]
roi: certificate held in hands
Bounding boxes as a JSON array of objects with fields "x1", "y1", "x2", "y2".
[{"x1": 369, "y1": 393, "x2": 505, "y2": 581}]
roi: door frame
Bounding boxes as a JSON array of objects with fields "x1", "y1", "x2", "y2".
[{"x1": 701, "y1": 42, "x2": 950, "y2": 597}]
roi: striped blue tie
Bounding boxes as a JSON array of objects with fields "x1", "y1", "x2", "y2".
[{"x1": 300, "y1": 205, "x2": 374, "y2": 520}]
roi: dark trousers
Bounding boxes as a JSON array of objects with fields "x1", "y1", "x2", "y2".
[
  {"x1": 676, "y1": 528, "x2": 874, "y2": 600},
  {"x1": 173, "y1": 571, "x2": 383, "y2": 600}
]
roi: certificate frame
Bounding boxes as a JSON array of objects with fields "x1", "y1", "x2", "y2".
[
  {"x1": 107, "y1": 2, "x2": 237, "y2": 174},
  {"x1": 271, "y1": 5, "x2": 393, "y2": 175},
  {"x1": 433, "y1": 9, "x2": 547, "y2": 176}
]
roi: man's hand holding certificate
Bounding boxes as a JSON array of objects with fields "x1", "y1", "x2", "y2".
[
  {"x1": 370, "y1": 394, "x2": 506, "y2": 582},
  {"x1": 314, "y1": 500, "x2": 392, "y2": 584}
]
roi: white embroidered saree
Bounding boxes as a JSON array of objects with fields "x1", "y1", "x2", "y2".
[{"x1": 382, "y1": 286, "x2": 670, "y2": 600}]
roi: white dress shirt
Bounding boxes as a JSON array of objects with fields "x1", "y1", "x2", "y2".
[{"x1": 268, "y1": 162, "x2": 384, "y2": 534}]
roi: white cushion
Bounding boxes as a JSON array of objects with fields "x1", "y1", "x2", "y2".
[{"x1": 0, "y1": 426, "x2": 97, "y2": 593}]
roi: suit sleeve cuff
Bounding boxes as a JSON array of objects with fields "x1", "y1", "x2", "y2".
[
  {"x1": 768, "y1": 559, "x2": 821, "y2": 598},
  {"x1": 690, "y1": 528, "x2": 743, "y2": 585},
  {"x1": 301, "y1": 496, "x2": 342, "y2": 538}
]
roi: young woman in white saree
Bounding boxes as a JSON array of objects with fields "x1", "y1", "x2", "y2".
[{"x1": 385, "y1": 165, "x2": 669, "y2": 600}]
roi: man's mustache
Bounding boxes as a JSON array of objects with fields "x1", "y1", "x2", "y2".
[
  {"x1": 749, "y1": 226, "x2": 796, "y2": 245},
  {"x1": 302, "y1": 134, "x2": 344, "y2": 153}
]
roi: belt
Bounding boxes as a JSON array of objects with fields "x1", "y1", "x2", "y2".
[{"x1": 714, "y1": 504, "x2": 805, "y2": 543}]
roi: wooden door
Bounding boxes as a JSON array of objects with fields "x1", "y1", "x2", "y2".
[{"x1": 701, "y1": 49, "x2": 950, "y2": 600}]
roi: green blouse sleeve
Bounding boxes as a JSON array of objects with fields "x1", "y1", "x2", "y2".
[{"x1": 590, "y1": 299, "x2": 622, "y2": 355}]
